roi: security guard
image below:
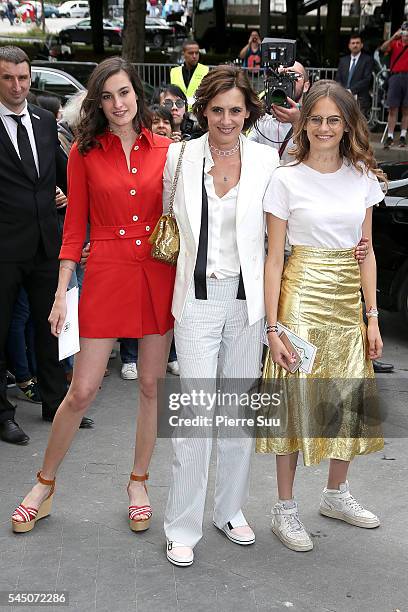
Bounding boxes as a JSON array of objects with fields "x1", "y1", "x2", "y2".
[{"x1": 170, "y1": 40, "x2": 209, "y2": 110}]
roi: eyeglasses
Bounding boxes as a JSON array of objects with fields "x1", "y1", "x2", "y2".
[
  {"x1": 306, "y1": 115, "x2": 343, "y2": 128},
  {"x1": 163, "y1": 98, "x2": 185, "y2": 109}
]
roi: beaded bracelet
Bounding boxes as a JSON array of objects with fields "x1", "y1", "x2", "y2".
[
  {"x1": 366, "y1": 307, "x2": 379, "y2": 318},
  {"x1": 266, "y1": 324, "x2": 279, "y2": 334}
]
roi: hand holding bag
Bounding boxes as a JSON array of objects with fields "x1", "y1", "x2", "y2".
[{"x1": 149, "y1": 140, "x2": 186, "y2": 266}]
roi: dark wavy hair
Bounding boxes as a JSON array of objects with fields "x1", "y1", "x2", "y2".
[
  {"x1": 76, "y1": 57, "x2": 151, "y2": 154},
  {"x1": 192, "y1": 65, "x2": 263, "y2": 132},
  {"x1": 291, "y1": 79, "x2": 386, "y2": 182},
  {"x1": 151, "y1": 83, "x2": 188, "y2": 107}
]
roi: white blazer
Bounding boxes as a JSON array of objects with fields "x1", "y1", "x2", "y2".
[{"x1": 163, "y1": 133, "x2": 279, "y2": 326}]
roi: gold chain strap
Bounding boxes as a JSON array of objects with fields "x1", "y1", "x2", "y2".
[{"x1": 168, "y1": 140, "x2": 187, "y2": 218}]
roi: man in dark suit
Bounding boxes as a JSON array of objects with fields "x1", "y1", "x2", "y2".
[
  {"x1": 336, "y1": 34, "x2": 374, "y2": 118},
  {"x1": 0, "y1": 45, "x2": 91, "y2": 445}
]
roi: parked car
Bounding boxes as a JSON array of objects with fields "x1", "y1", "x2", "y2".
[
  {"x1": 145, "y1": 17, "x2": 185, "y2": 47},
  {"x1": 43, "y1": 3, "x2": 60, "y2": 18},
  {"x1": 58, "y1": 1, "x2": 89, "y2": 18},
  {"x1": 373, "y1": 162, "x2": 408, "y2": 322},
  {"x1": 59, "y1": 18, "x2": 122, "y2": 47},
  {"x1": 31, "y1": 62, "x2": 155, "y2": 104},
  {"x1": 30, "y1": 66, "x2": 85, "y2": 104},
  {"x1": 32, "y1": 60, "x2": 97, "y2": 86}
]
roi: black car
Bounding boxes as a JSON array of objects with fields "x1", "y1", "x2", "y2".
[
  {"x1": 373, "y1": 162, "x2": 408, "y2": 322},
  {"x1": 60, "y1": 17, "x2": 181, "y2": 49},
  {"x1": 145, "y1": 17, "x2": 185, "y2": 48},
  {"x1": 59, "y1": 18, "x2": 122, "y2": 47}
]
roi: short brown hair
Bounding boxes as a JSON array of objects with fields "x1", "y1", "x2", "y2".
[
  {"x1": 193, "y1": 66, "x2": 263, "y2": 132},
  {"x1": 76, "y1": 56, "x2": 151, "y2": 154},
  {"x1": 292, "y1": 79, "x2": 386, "y2": 181},
  {"x1": 0, "y1": 46, "x2": 30, "y2": 69}
]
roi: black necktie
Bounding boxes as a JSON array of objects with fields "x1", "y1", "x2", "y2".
[{"x1": 9, "y1": 114, "x2": 38, "y2": 182}]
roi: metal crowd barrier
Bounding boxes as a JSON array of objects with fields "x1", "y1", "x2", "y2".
[
  {"x1": 132, "y1": 63, "x2": 339, "y2": 94},
  {"x1": 133, "y1": 62, "x2": 387, "y2": 130},
  {"x1": 368, "y1": 68, "x2": 389, "y2": 131}
]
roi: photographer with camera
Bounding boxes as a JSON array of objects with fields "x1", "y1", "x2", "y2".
[
  {"x1": 380, "y1": 23, "x2": 408, "y2": 148},
  {"x1": 154, "y1": 84, "x2": 203, "y2": 141},
  {"x1": 247, "y1": 60, "x2": 310, "y2": 162},
  {"x1": 239, "y1": 30, "x2": 262, "y2": 72}
]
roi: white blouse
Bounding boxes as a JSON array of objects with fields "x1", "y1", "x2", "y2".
[
  {"x1": 263, "y1": 160, "x2": 384, "y2": 248},
  {"x1": 204, "y1": 144, "x2": 241, "y2": 278}
]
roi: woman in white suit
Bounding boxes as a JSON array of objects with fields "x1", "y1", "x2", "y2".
[{"x1": 163, "y1": 66, "x2": 280, "y2": 566}]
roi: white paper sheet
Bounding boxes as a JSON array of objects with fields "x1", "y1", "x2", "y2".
[{"x1": 58, "y1": 287, "x2": 80, "y2": 361}]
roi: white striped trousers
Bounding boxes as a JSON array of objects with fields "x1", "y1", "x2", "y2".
[{"x1": 164, "y1": 277, "x2": 264, "y2": 547}]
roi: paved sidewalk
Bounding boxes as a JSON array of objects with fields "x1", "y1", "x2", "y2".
[{"x1": 0, "y1": 309, "x2": 407, "y2": 612}]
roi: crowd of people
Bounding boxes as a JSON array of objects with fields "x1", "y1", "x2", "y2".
[{"x1": 0, "y1": 35, "x2": 394, "y2": 567}]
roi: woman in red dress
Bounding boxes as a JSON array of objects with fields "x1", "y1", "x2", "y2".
[{"x1": 11, "y1": 57, "x2": 175, "y2": 533}]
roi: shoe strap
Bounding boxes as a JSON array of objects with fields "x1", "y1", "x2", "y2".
[
  {"x1": 167, "y1": 540, "x2": 191, "y2": 551},
  {"x1": 13, "y1": 504, "x2": 38, "y2": 522},
  {"x1": 37, "y1": 471, "x2": 55, "y2": 487},
  {"x1": 130, "y1": 472, "x2": 149, "y2": 482},
  {"x1": 129, "y1": 505, "x2": 152, "y2": 519}
]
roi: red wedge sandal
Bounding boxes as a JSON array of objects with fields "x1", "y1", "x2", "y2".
[
  {"x1": 127, "y1": 472, "x2": 152, "y2": 532},
  {"x1": 12, "y1": 471, "x2": 55, "y2": 533}
]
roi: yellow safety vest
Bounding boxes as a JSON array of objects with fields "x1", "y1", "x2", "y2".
[{"x1": 170, "y1": 63, "x2": 209, "y2": 110}]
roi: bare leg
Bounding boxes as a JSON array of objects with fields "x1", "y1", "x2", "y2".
[
  {"x1": 401, "y1": 107, "x2": 408, "y2": 131},
  {"x1": 327, "y1": 458, "x2": 350, "y2": 490},
  {"x1": 127, "y1": 330, "x2": 172, "y2": 517},
  {"x1": 13, "y1": 338, "x2": 115, "y2": 518},
  {"x1": 276, "y1": 452, "x2": 299, "y2": 500},
  {"x1": 387, "y1": 107, "x2": 398, "y2": 135}
]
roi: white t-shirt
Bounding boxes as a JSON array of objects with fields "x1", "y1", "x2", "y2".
[
  {"x1": 247, "y1": 115, "x2": 294, "y2": 163},
  {"x1": 263, "y1": 160, "x2": 384, "y2": 248}
]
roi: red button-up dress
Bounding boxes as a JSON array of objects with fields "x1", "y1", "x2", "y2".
[{"x1": 59, "y1": 128, "x2": 175, "y2": 338}]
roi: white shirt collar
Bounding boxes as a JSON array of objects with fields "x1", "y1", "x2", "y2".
[
  {"x1": 0, "y1": 99, "x2": 28, "y2": 118},
  {"x1": 350, "y1": 52, "x2": 361, "y2": 63}
]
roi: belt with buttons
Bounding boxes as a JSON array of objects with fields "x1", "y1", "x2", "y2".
[{"x1": 90, "y1": 222, "x2": 154, "y2": 241}]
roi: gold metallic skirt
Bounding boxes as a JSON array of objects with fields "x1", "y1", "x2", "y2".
[{"x1": 256, "y1": 246, "x2": 384, "y2": 465}]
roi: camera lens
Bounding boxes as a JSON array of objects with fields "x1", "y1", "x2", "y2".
[{"x1": 270, "y1": 88, "x2": 288, "y2": 106}]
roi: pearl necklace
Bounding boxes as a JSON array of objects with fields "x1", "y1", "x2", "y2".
[{"x1": 209, "y1": 141, "x2": 240, "y2": 157}]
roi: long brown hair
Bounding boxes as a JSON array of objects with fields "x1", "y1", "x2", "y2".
[
  {"x1": 76, "y1": 57, "x2": 151, "y2": 155},
  {"x1": 291, "y1": 80, "x2": 386, "y2": 182},
  {"x1": 192, "y1": 65, "x2": 263, "y2": 132}
]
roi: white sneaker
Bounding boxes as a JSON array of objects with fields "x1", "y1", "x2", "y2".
[
  {"x1": 121, "y1": 363, "x2": 138, "y2": 380},
  {"x1": 271, "y1": 500, "x2": 313, "y2": 552},
  {"x1": 166, "y1": 540, "x2": 194, "y2": 567},
  {"x1": 167, "y1": 360, "x2": 180, "y2": 376},
  {"x1": 320, "y1": 481, "x2": 380, "y2": 528}
]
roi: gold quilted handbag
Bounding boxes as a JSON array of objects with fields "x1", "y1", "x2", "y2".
[{"x1": 149, "y1": 141, "x2": 186, "y2": 266}]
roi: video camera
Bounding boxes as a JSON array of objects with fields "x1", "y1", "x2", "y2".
[{"x1": 261, "y1": 38, "x2": 297, "y2": 109}]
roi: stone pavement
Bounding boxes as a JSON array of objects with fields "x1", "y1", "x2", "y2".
[
  {"x1": 0, "y1": 309, "x2": 407, "y2": 612},
  {"x1": 371, "y1": 131, "x2": 408, "y2": 164}
]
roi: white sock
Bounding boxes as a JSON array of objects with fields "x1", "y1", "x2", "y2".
[
  {"x1": 388, "y1": 132, "x2": 394, "y2": 139},
  {"x1": 401, "y1": 129, "x2": 407, "y2": 138},
  {"x1": 279, "y1": 498, "x2": 296, "y2": 508}
]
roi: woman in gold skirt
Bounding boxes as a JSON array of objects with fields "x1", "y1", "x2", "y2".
[{"x1": 257, "y1": 80, "x2": 386, "y2": 552}]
